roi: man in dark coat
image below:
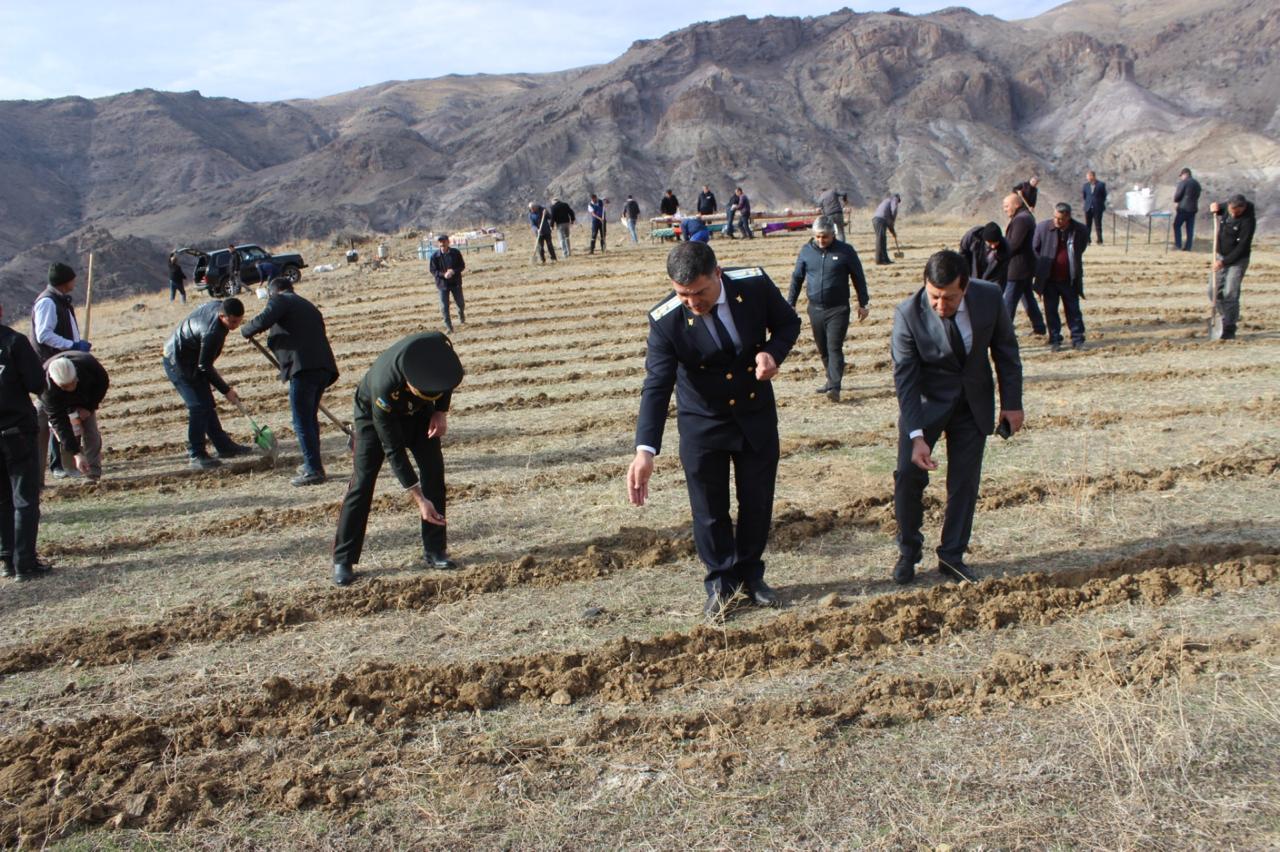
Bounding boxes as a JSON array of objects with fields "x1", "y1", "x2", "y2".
[
  {"x1": 1002, "y1": 193, "x2": 1047, "y2": 336},
  {"x1": 332, "y1": 332, "x2": 464, "y2": 587},
  {"x1": 1173, "y1": 168, "x2": 1201, "y2": 251},
  {"x1": 428, "y1": 234, "x2": 466, "y2": 332},
  {"x1": 696, "y1": 185, "x2": 718, "y2": 217},
  {"x1": 872, "y1": 194, "x2": 900, "y2": 264},
  {"x1": 0, "y1": 301, "x2": 47, "y2": 581},
  {"x1": 528, "y1": 203, "x2": 557, "y2": 264},
  {"x1": 1013, "y1": 177, "x2": 1039, "y2": 211},
  {"x1": 40, "y1": 353, "x2": 109, "y2": 482},
  {"x1": 1081, "y1": 170, "x2": 1107, "y2": 244},
  {"x1": 627, "y1": 242, "x2": 801, "y2": 621},
  {"x1": 959, "y1": 222, "x2": 1009, "y2": 286},
  {"x1": 549, "y1": 197, "x2": 576, "y2": 257},
  {"x1": 30, "y1": 261, "x2": 91, "y2": 481},
  {"x1": 727, "y1": 188, "x2": 754, "y2": 239},
  {"x1": 1209, "y1": 194, "x2": 1257, "y2": 340},
  {"x1": 817, "y1": 187, "x2": 849, "y2": 243},
  {"x1": 788, "y1": 216, "x2": 870, "y2": 403},
  {"x1": 587, "y1": 193, "x2": 607, "y2": 254},
  {"x1": 241, "y1": 279, "x2": 339, "y2": 485},
  {"x1": 623, "y1": 195, "x2": 642, "y2": 243},
  {"x1": 1033, "y1": 203, "x2": 1090, "y2": 351},
  {"x1": 168, "y1": 252, "x2": 187, "y2": 303},
  {"x1": 163, "y1": 298, "x2": 252, "y2": 469},
  {"x1": 659, "y1": 190, "x2": 679, "y2": 217},
  {"x1": 891, "y1": 250, "x2": 1023, "y2": 585}
]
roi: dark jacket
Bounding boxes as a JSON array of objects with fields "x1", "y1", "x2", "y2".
[
  {"x1": 959, "y1": 226, "x2": 1009, "y2": 286},
  {"x1": 354, "y1": 332, "x2": 456, "y2": 490},
  {"x1": 241, "y1": 290, "x2": 338, "y2": 385},
  {"x1": 659, "y1": 194, "x2": 679, "y2": 216},
  {"x1": 1013, "y1": 181, "x2": 1038, "y2": 209},
  {"x1": 696, "y1": 191, "x2": 718, "y2": 215},
  {"x1": 164, "y1": 301, "x2": 234, "y2": 394},
  {"x1": 42, "y1": 351, "x2": 108, "y2": 455},
  {"x1": 636, "y1": 268, "x2": 800, "y2": 455},
  {"x1": 549, "y1": 201, "x2": 575, "y2": 225},
  {"x1": 1005, "y1": 209, "x2": 1037, "y2": 281},
  {"x1": 1174, "y1": 177, "x2": 1201, "y2": 213},
  {"x1": 891, "y1": 279, "x2": 1022, "y2": 437},
  {"x1": 733, "y1": 193, "x2": 752, "y2": 218},
  {"x1": 168, "y1": 257, "x2": 186, "y2": 283},
  {"x1": 1032, "y1": 218, "x2": 1090, "y2": 295},
  {"x1": 818, "y1": 189, "x2": 846, "y2": 219},
  {"x1": 788, "y1": 238, "x2": 869, "y2": 309},
  {"x1": 29, "y1": 286, "x2": 78, "y2": 360},
  {"x1": 624, "y1": 199, "x2": 640, "y2": 220},
  {"x1": 429, "y1": 247, "x2": 466, "y2": 290},
  {"x1": 1082, "y1": 180, "x2": 1108, "y2": 213},
  {"x1": 1216, "y1": 201, "x2": 1256, "y2": 266},
  {"x1": 0, "y1": 326, "x2": 45, "y2": 434},
  {"x1": 528, "y1": 205, "x2": 553, "y2": 235}
]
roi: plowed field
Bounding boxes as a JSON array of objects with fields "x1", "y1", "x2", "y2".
[{"x1": 3, "y1": 219, "x2": 1277, "y2": 849}]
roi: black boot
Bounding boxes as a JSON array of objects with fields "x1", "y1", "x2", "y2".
[{"x1": 1221, "y1": 324, "x2": 1236, "y2": 340}]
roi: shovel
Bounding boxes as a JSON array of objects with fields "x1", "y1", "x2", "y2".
[
  {"x1": 246, "y1": 337, "x2": 352, "y2": 436},
  {"x1": 892, "y1": 233, "x2": 905, "y2": 260},
  {"x1": 1207, "y1": 212, "x2": 1223, "y2": 340},
  {"x1": 233, "y1": 399, "x2": 278, "y2": 457}
]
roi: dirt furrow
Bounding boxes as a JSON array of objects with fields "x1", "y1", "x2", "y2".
[{"x1": 0, "y1": 548, "x2": 1275, "y2": 844}]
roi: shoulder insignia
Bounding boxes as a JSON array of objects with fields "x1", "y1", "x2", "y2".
[
  {"x1": 724, "y1": 267, "x2": 763, "y2": 280},
  {"x1": 375, "y1": 397, "x2": 392, "y2": 412},
  {"x1": 390, "y1": 390, "x2": 401, "y2": 400},
  {"x1": 649, "y1": 294, "x2": 681, "y2": 321},
  {"x1": 736, "y1": 294, "x2": 744, "y2": 303},
  {"x1": 687, "y1": 317, "x2": 695, "y2": 326}
]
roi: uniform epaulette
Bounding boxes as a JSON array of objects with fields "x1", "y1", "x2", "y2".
[
  {"x1": 724, "y1": 267, "x2": 764, "y2": 280},
  {"x1": 649, "y1": 293, "x2": 681, "y2": 321}
]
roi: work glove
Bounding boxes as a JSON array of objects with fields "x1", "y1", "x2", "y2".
[{"x1": 70, "y1": 340, "x2": 92, "y2": 352}]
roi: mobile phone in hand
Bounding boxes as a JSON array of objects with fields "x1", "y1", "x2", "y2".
[{"x1": 996, "y1": 418, "x2": 1012, "y2": 440}]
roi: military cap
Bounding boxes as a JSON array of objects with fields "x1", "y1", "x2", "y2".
[{"x1": 401, "y1": 332, "x2": 464, "y2": 393}]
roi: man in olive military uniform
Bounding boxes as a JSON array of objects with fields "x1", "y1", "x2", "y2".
[
  {"x1": 332, "y1": 332, "x2": 464, "y2": 586},
  {"x1": 627, "y1": 242, "x2": 801, "y2": 621},
  {"x1": 0, "y1": 302, "x2": 48, "y2": 581}
]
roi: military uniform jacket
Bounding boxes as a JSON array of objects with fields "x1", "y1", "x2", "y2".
[
  {"x1": 354, "y1": 333, "x2": 455, "y2": 490},
  {"x1": 0, "y1": 325, "x2": 45, "y2": 434},
  {"x1": 636, "y1": 268, "x2": 800, "y2": 455}
]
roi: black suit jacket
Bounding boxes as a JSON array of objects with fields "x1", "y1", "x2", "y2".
[
  {"x1": 1082, "y1": 180, "x2": 1107, "y2": 213},
  {"x1": 1005, "y1": 209, "x2": 1037, "y2": 281},
  {"x1": 636, "y1": 268, "x2": 800, "y2": 454},
  {"x1": 241, "y1": 291, "x2": 338, "y2": 385},
  {"x1": 891, "y1": 279, "x2": 1022, "y2": 437}
]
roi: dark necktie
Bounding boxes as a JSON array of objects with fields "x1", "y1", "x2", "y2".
[
  {"x1": 943, "y1": 315, "x2": 966, "y2": 365},
  {"x1": 710, "y1": 308, "x2": 737, "y2": 356}
]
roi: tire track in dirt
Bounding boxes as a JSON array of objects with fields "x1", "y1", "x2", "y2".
[{"x1": 0, "y1": 548, "x2": 1275, "y2": 843}]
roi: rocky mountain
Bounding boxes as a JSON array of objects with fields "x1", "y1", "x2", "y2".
[{"x1": 1, "y1": 0, "x2": 1275, "y2": 307}]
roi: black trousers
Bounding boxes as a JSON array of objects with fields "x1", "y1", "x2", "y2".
[
  {"x1": 535, "y1": 232, "x2": 557, "y2": 263},
  {"x1": 808, "y1": 303, "x2": 850, "y2": 390},
  {"x1": 872, "y1": 217, "x2": 891, "y2": 263},
  {"x1": 894, "y1": 400, "x2": 986, "y2": 565},
  {"x1": 1086, "y1": 209, "x2": 1104, "y2": 243},
  {"x1": 0, "y1": 429, "x2": 40, "y2": 571},
  {"x1": 333, "y1": 411, "x2": 446, "y2": 566},
  {"x1": 679, "y1": 435, "x2": 779, "y2": 595},
  {"x1": 590, "y1": 219, "x2": 606, "y2": 252}
]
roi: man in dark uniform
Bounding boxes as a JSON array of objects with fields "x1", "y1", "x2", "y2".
[
  {"x1": 891, "y1": 250, "x2": 1023, "y2": 586},
  {"x1": 0, "y1": 301, "x2": 47, "y2": 581},
  {"x1": 162, "y1": 298, "x2": 252, "y2": 469},
  {"x1": 627, "y1": 242, "x2": 801, "y2": 621},
  {"x1": 241, "y1": 278, "x2": 339, "y2": 485},
  {"x1": 332, "y1": 332, "x2": 464, "y2": 587}
]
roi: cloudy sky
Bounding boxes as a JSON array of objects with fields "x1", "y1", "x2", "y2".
[{"x1": 0, "y1": 0, "x2": 1063, "y2": 103}]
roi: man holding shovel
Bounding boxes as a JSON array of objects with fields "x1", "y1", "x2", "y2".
[
  {"x1": 1209, "y1": 194, "x2": 1256, "y2": 340},
  {"x1": 241, "y1": 279, "x2": 338, "y2": 485},
  {"x1": 162, "y1": 298, "x2": 253, "y2": 469}
]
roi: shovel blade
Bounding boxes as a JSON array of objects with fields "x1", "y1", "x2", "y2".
[
  {"x1": 254, "y1": 425, "x2": 279, "y2": 456},
  {"x1": 1208, "y1": 310, "x2": 1224, "y2": 341}
]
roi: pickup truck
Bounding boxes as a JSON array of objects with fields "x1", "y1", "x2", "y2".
[{"x1": 175, "y1": 244, "x2": 306, "y2": 298}]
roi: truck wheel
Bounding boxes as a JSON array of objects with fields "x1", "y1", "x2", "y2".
[{"x1": 282, "y1": 265, "x2": 301, "y2": 283}]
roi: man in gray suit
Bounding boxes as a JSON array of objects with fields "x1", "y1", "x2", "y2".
[{"x1": 891, "y1": 250, "x2": 1024, "y2": 585}]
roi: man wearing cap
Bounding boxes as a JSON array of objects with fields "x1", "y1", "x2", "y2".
[
  {"x1": 163, "y1": 298, "x2": 253, "y2": 469},
  {"x1": 241, "y1": 279, "x2": 338, "y2": 485},
  {"x1": 0, "y1": 301, "x2": 47, "y2": 581},
  {"x1": 332, "y1": 332, "x2": 464, "y2": 587},
  {"x1": 428, "y1": 234, "x2": 467, "y2": 332},
  {"x1": 872, "y1": 193, "x2": 900, "y2": 264},
  {"x1": 788, "y1": 216, "x2": 870, "y2": 403},
  {"x1": 549, "y1": 197, "x2": 576, "y2": 257},
  {"x1": 39, "y1": 353, "x2": 109, "y2": 483},
  {"x1": 627, "y1": 242, "x2": 801, "y2": 621},
  {"x1": 959, "y1": 222, "x2": 1009, "y2": 286},
  {"x1": 30, "y1": 262, "x2": 91, "y2": 482}
]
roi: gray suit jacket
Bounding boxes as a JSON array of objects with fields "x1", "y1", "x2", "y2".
[{"x1": 891, "y1": 278, "x2": 1023, "y2": 436}]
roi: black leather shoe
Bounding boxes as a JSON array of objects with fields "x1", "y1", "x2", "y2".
[
  {"x1": 893, "y1": 553, "x2": 919, "y2": 585},
  {"x1": 217, "y1": 443, "x2": 253, "y2": 459},
  {"x1": 333, "y1": 563, "x2": 354, "y2": 586},
  {"x1": 13, "y1": 561, "x2": 49, "y2": 582},
  {"x1": 744, "y1": 580, "x2": 780, "y2": 608},
  {"x1": 826, "y1": 388, "x2": 841, "y2": 403},
  {"x1": 938, "y1": 557, "x2": 978, "y2": 584},
  {"x1": 421, "y1": 552, "x2": 459, "y2": 570}
]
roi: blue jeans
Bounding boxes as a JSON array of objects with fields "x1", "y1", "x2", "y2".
[
  {"x1": 163, "y1": 357, "x2": 235, "y2": 458},
  {"x1": 438, "y1": 282, "x2": 464, "y2": 330},
  {"x1": 290, "y1": 371, "x2": 328, "y2": 476},
  {"x1": 1174, "y1": 210, "x2": 1195, "y2": 250},
  {"x1": 624, "y1": 218, "x2": 638, "y2": 242},
  {"x1": 1002, "y1": 278, "x2": 1046, "y2": 335},
  {"x1": 1042, "y1": 280, "x2": 1086, "y2": 345}
]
